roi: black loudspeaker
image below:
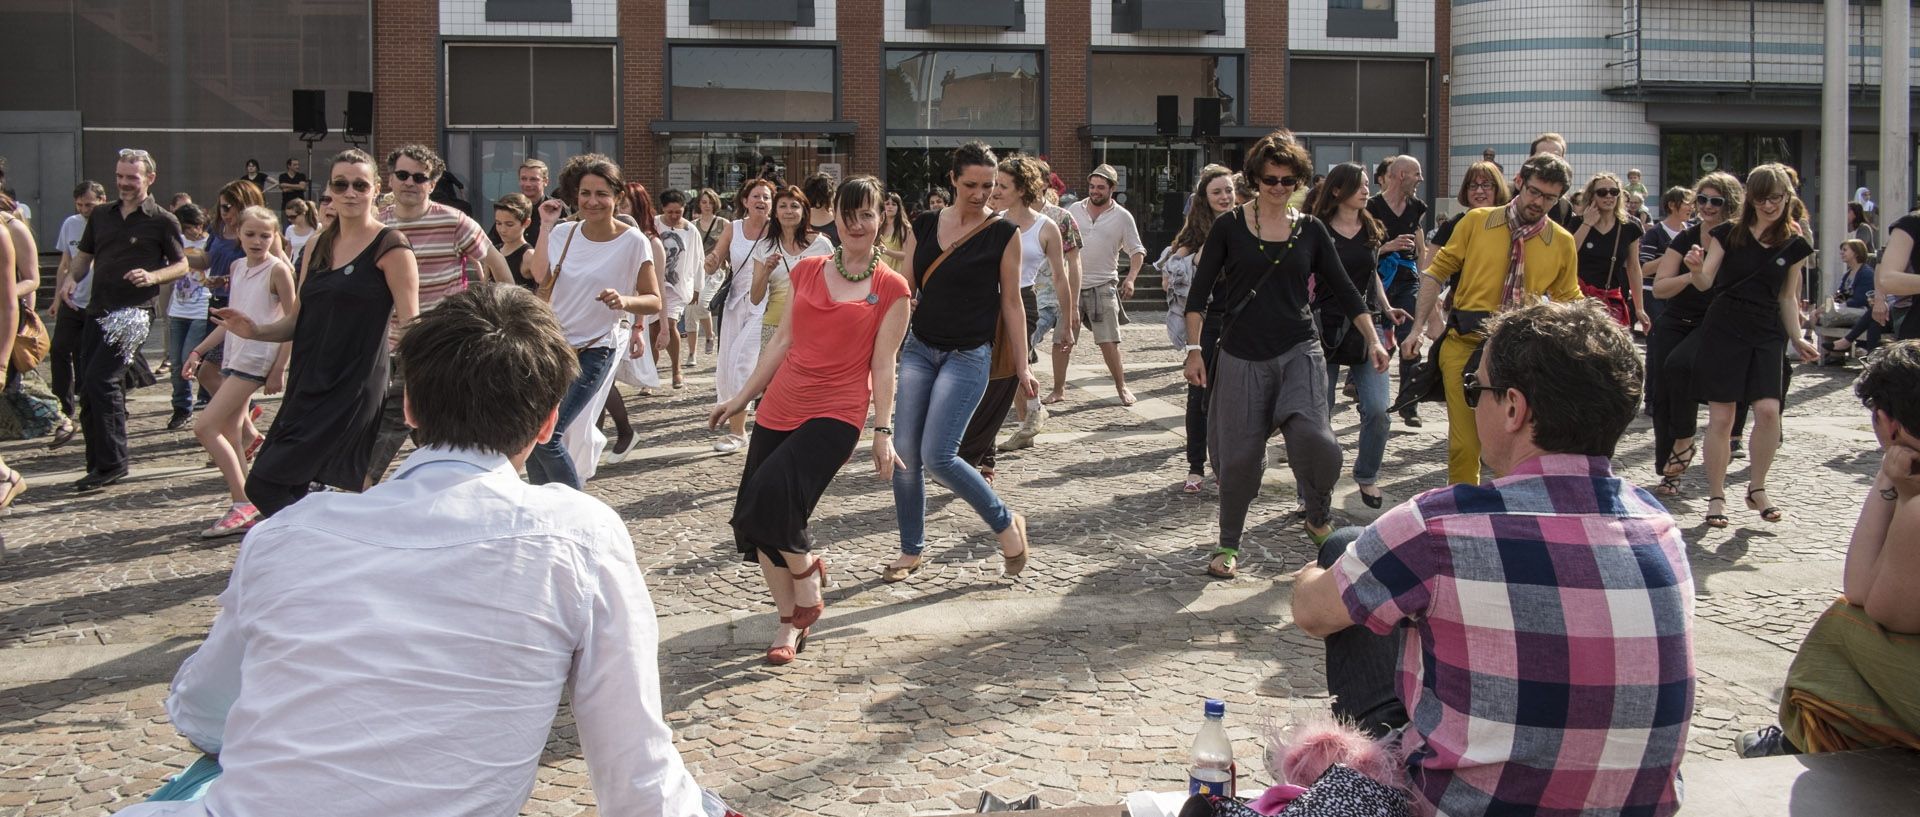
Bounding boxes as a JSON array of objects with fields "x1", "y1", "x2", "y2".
[
  {"x1": 292, "y1": 89, "x2": 327, "y2": 136},
  {"x1": 1156, "y1": 95, "x2": 1179, "y2": 136},
  {"x1": 346, "y1": 91, "x2": 374, "y2": 137},
  {"x1": 1193, "y1": 97, "x2": 1222, "y2": 139}
]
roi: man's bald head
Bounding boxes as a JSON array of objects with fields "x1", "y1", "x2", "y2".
[{"x1": 1387, "y1": 156, "x2": 1423, "y2": 195}]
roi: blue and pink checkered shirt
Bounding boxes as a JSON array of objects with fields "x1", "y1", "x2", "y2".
[{"x1": 1333, "y1": 454, "x2": 1694, "y2": 817}]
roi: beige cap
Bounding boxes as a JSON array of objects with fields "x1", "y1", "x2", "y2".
[{"x1": 1089, "y1": 164, "x2": 1119, "y2": 186}]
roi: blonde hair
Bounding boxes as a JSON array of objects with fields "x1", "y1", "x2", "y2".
[
  {"x1": 1582, "y1": 173, "x2": 1628, "y2": 224},
  {"x1": 238, "y1": 205, "x2": 280, "y2": 232}
]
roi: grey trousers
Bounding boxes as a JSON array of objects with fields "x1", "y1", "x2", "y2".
[{"x1": 1208, "y1": 342, "x2": 1340, "y2": 546}]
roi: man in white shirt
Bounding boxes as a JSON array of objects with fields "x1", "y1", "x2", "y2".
[
  {"x1": 124, "y1": 285, "x2": 715, "y2": 817},
  {"x1": 1065, "y1": 165, "x2": 1146, "y2": 406},
  {"x1": 656, "y1": 188, "x2": 704, "y2": 389},
  {"x1": 50, "y1": 181, "x2": 104, "y2": 421}
]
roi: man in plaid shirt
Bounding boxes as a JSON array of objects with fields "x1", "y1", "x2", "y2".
[{"x1": 1294, "y1": 299, "x2": 1694, "y2": 816}]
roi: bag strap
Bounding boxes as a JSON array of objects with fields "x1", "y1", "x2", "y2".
[
  {"x1": 1219, "y1": 207, "x2": 1304, "y2": 341},
  {"x1": 544, "y1": 222, "x2": 579, "y2": 299},
  {"x1": 917, "y1": 214, "x2": 1002, "y2": 293},
  {"x1": 1606, "y1": 220, "x2": 1625, "y2": 290}
]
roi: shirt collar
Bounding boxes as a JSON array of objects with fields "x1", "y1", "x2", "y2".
[
  {"x1": 1481, "y1": 206, "x2": 1557, "y2": 245},
  {"x1": 389, "y1": 444, "x2": 518, "y2": 481},
  {"x1": 1503, "y1": 452, "x2": 1614, "y2": 479}
]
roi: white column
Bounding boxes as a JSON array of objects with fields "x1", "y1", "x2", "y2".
[
  {"x1": 1820, "y1": 0, "x2": 1849, "y2": 299},
  {"x1": 1883, "y1": 0, "x2": 1911, "y2": 234}
]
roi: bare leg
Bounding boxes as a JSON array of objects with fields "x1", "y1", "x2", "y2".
[
  {"x1": 195, "y1": 378, "x2": 260, "y2": 504},
  {"x1": 758, "y1": 550, "x2": 798, "y2": 652},
  {"x1": 1099, "y1": 341, "x2": 1134, "y2": 405},
  {"x1": 1043, "y1": 343, "x2": 1069, "y2": 404},
  {"x1": 664, "y1": 323, "x2": 684, "y2": 386},
  {"x1": 1704, "y1": 402, "x2": 1736, "y2": 521},
  {"x1": 729, "y1": 412, "x2": 748, "y2": 440},
  {"x1": 1746, "y1": 398, "x2": 1783, "y2": 516}
]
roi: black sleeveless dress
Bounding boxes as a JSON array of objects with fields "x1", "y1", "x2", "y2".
[
  {"x1": 252, "y1": 228, "x2": 413, "y2": 490},
  {"x1": 1690, "y1": 222, "x2": 1812, "y2": 404}
]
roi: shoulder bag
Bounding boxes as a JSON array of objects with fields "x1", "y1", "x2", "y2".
[
  {"x1": 917, "y1": 215, "x2": 1021, "y2": 378},
  {"x1": 12, "y1": 299, "x2": 47, "y2": 372},
  {"x1": 707, "y1": 228, "x2": 768, "y2": 338}
]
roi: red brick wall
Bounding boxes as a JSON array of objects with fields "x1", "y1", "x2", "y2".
[
  {"x1": 1046, "y1": 5, "x2": 1090, "y2": 185},
  {"x1": 621, "y1": 3, "x2": 666, "y2": 189},
  {"x1": 1435, "y1": 0, "x2": 1451, "y2": 184},
  {"x1": 1247, "y1": 0, "x2": 1287, "y2": 130},
  {"x1": 372, "y1": 1, "x2": 438, "y2": 159},
  {"x1": 841, "y1": 0, "x2": 883, "y2": 177}
]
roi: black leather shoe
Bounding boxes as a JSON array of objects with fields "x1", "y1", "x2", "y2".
[
  {"x1": 166, "y1": 408, "x2": 192, "y2": 431},
  {"x1": 72, "y1": 468, "x2": 129, "y2": 493}
]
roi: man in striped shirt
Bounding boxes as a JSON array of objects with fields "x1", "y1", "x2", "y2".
[
  {"x1": 1293, "y1": 300, "x2": 1693, "y2": 817},
  {"x1": 366, "y1": 144, "x2": 513, "y2": 486}
]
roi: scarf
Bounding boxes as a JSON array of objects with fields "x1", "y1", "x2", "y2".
[{"x1": 1502, "y1": 200, "x2": 1547, "y2": 309}]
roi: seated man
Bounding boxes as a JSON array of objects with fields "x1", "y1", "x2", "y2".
[
  {"x1": 121, "y1": 285, "x2": 715, "y2": 816},
  {"x1": 1293, "y1": 299, "x2": 1694, "y2": 816},
  {"x1": 1739, "y1": 340, "x2": 1920, "y2": 757}
]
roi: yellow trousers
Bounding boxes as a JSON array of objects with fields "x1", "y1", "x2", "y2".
[{"x1": 1439, "y1": 329, "x2": 1488, "y2": 486}]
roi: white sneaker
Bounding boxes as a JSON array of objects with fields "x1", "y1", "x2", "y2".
[
  {"x1": 997, "y1": 404, "x2": 1048, "y2": 451},
  {"x1": 713, "y1": 434, "x2": 744, "y2": 454},
  {"x1": 605, "y1": 436, "x2": 638, "y2": 464}
]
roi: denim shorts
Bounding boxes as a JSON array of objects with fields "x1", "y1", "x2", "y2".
[{"x1": 220, "y1": 367, "x2": 266, "y2": 384}]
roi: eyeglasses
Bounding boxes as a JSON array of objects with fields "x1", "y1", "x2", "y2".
[
  {"x1": 329, "y1": 178, "x2": 373, "y2": 193},
  {"x1": 1467, "y1": 181, "x2": 1496, "y2": 191},
  {"x1": 391, "y1": 170, "x2": 432, "y2": 184},
  {"x1": 1257, "y1": 174, "x2": 1298, "y2": 189},
  {"x1": 1696, "y1": 195, "x2": 1727, "y2": 207},
  {"x1": 1760, "y1": 194, "x2": 1789, "y2": 206},
  {"x1": 1462, "y1": 370, "x2": 1504, "y2": 409},
  {"x1": 1592, "y1": 188, "x2": 1621, "y2": 198}
]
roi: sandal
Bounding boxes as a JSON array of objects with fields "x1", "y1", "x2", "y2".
[
  {"x1": 881, "y1": 554, "x2": 925, "y2": 583},
  {"x1": 788, "y1": 557, "x2": 829, "y2": 629},
  {"x1": 1654, "y1": 474, "x2": 1681, "y2": 497},
  {"x1": 1206, "y1": 548, "x2": 1238, "y2": 579},
  {"x1": 0, "y1": 468, "x2": 26, "y2": 517},
  {"x1": 766, "y1": 616, "x2": 809, "y2": 665},
  {"x1": 1183, "y1": 474, "x2": 1204, "y2": 493},
  {"x1": 1746, "y1": 488, "x2": 1782, "y2": 523},
  {"x1": 1663, "y1": 443, "x2": 1696, "y2": 477},
  {"x1": 978, "y1": 466, "x2": 995, "y2": 488},
  {"x1": 47, "y1": 421, "x2": 76, "y2": 451},
  {"x1": 1306, "y1": 521, "x2": 1334, "y2": 546},
  {"x1": 1705, "y1": 496, "x2": 1729, "y2": 528},
  {"x1": 1002, "y1": 513, "x2": 1030, "y2": 577}
]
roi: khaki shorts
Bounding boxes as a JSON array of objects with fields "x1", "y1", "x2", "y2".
[{"x1": 1079, "y1": 282, "x2": 1124, "y2": 345}]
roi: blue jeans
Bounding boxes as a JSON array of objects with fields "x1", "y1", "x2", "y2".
[
  {"x1": 892, "y1": 334, "x2": 1011, "y2": 555},
  {"x1": 1029, "y1": 304, "x2": 1060, "y2": 349},
  {"x1": 166, "y1": 316, "x2": 212, "y2": 411},
  {"x1": 524, "y1": 346, "x2": 615, "y2": 489},
  {"x1": 1326, "y1": 360, "x2": 1390, "y2": 485}
]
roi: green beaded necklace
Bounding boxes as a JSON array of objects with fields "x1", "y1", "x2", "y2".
[{"x1": 834, "y1": 245, "x2": 879, "y2": 283}]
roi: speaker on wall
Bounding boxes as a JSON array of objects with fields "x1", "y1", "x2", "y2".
[
  {"x1": 292, "y1": 90, "x2": 327, "y2": 136},
  {"x1": 346, "y1": 91, "x2": 374, "y2": 137},
  {"x1": 1155, "y1": 95, "x2": 1179, "y2": 137},
  {"x1": 1193, "y1": 97, "x2": 1222, "y2": 139}
]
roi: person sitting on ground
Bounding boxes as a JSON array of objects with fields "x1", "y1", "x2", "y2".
[
  {"x1": 1737, "y1": 340, "x2": 1920, "y2": 758},
  {"x1": 1293, "y1": 299, "x2": 1694, "y2": 817},
  {"x1": 123, "y1": 284, "x2": 719, "y2": 816}
]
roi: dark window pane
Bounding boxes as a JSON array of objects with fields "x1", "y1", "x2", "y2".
[
  {"x1": 670, "y1": 47, "x2": 835, "y2": 122},
  {"x1": 1288, "y1": 59, "x2": 1358, "y2": 133},
  {"x1": 885, "y1": 136, "x2": 1040, "y2": 209},
  {"x1": 1088, "y1": 53, "x2": 1241, "y2": 127},
  {"x1": 884, "y1": 50, "x2": 1042, "y2": 131},
  {"x1": 1355, "y1": 60, "x2": 1425, "y2": 133},
  {"x1": 0, "y1": 11, "x2": 79, "y2": 110},
  {"x1": 447, "y1": 46, "x2": 533, "y2": 127},
  {"x1": 532, "y1": 47, "x2": 615, "y2": 126}
]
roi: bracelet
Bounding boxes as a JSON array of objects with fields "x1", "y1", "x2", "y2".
[
  {"x1": 1184, "y1": 344, "x2": 1203, "y2": 353},
  {"x1": 1880, "y1": 486, "x2": 1898, "y2": 502},
  {"x1": 873, "y1": 426, "x2": 893, "y2": 436}
]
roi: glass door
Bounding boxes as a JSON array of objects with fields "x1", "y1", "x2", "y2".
[{"x1": 446, "y1": 131, "x2": 617, "y2": 232}]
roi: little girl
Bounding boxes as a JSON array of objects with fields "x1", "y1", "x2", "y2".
[{"x1": 188, "y1": 206, "x2": 297, "y2": 538}]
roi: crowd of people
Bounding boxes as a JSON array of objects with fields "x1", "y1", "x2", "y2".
[{"x1": 7, "y1": 125, "x2": 1920, "y2": 816}]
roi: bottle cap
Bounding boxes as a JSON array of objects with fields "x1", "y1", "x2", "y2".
[{"x1": 1204, "y1": 699, "x2": 1225, "y2": 717}]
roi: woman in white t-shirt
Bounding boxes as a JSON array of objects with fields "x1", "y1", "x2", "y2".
[
  {"x1": 282, "y1": 198, "x2": 318, "y2": 260},
  {"x1": 526, "y1": 155, "x2": 660, "y2": 489}
]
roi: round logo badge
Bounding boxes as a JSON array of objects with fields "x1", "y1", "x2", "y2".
[
  {"x1": 342, "y1": 263, "x2": 355, "y2": 276},
  {"x1": 866, "y1": 292, "x2": 879, "y2": 305}
]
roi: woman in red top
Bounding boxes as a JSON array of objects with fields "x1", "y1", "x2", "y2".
[{"x1": 709, "y1": 175, "x2": 912, "y2": 665}]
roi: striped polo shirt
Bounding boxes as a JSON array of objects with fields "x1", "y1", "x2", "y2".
[{"x1": 379, "y1": 203, "x2": 486, "y2": 343}]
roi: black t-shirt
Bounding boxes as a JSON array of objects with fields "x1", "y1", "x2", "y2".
[
  {"x1": 278, "y1": 172, "x2": 309, "y2": 205},
  {"x1": 1657, "y1": 223, "x2": 1715, "y2": 323},
  {"x1": 502, "y1": 245, "x2": 534, "y2": 291},
  {"x1": 1366, "y1": 194, "x2": 1427, "y2": 263},
  {"x1": 1704, "y1": 222, "x2": 1814, "y2": 342},
  {"x1": 76, "y1": 196, "x2": 185, "y2": 315},
  {"x1": 1549, "y1": 197, "x2": 1575, "y2": 230},
  {"x1": 1187, "y1": 209, "x2": 1366, "y2": 361},
  {"x1": 1570, "y1": 217, "x2": 1645, "y2": 291},
  {"x1": 1431, "y1": 212, "x2": 1466, "y2": 250},
  {"x1": 908, "y1": 210, "x2": 1018, "y2": 349},
  {"x1": 1324, "y1": 221, "x2": 1381, "y2": 319},
  {"x1": 244, "y1": 171, "x2": 271, "y2": 191},
  {"x1": 813, "y1": 217, "x2": 840, "y2": 247}
]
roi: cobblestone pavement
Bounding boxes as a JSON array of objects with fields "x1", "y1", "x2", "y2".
[{"x1": 0, "y1": 314, "x2": 1882, "y2": 815}]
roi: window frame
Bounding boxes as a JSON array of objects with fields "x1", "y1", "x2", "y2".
[
  {"x1": 1284, "y1": 54, "x2": 1429, "y2": 137},
  {"x1": 1084, "y1": 46, "x2": 1249, "y2": 132},
  {"x1": 441, "y1": 38, "x2": 621, "y2": 130},
  {"x1": 1327, "y1": 0, "x2": 1398, "y2": 39},
  {"x1": 663, "y1": 39, "x2": 843, "y2": 125},
  {"x1": 879, "y1": 44, "x2": 1048, "y2": 139}
]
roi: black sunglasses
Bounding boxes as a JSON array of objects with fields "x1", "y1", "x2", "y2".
[
  {"x1": 1592, "y1": 188, "x2": 1621, "y2": 197},
  {"x1": 329, "y1": 178, "x2": 373, "y2": 193},
  {"x1": 1463, "y1": 370, "x2": 1504, "y2": 409},
  {"x1": 391, "y1": 170, "x2": 432, "y2": 184},
  {"x1": 1696, "y1": 195, "x2": 1727, "y2": 207},
  {"x1": 1258, "y1": 174, "x2": 1298, "y2": 189}
]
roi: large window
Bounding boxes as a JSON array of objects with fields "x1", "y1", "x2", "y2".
[
  {"x1": 663, "y1": 133, "x2": 850, "y2": 201},
  {"x1": 446, "y1": 44, "x2": 616, "y2": 128},
  {"x1": 669, "y1": 45, "x2": 836, "y2": 122},
  {"x1": 1088, "y1": 52, "x2": 1241, "y2": 128},
  {"x1": 885, "y1": 50, "x2": 1042, "y2": 131},
  {"x1": 1661, "y1": 131, "x2": 1798, "y2": 193},
  {"x1": 1288, "y1": 58, "x2": 1426, "y2": 134}
]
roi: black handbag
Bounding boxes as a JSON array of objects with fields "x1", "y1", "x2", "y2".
[{"x1": 1316, "y1": 308, "x2": 1369, "y2": 366}]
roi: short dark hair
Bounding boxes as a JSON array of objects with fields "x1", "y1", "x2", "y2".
[
  {"x1": 397, "y1": 284, "x2": 580, "y2": 457},
  {"x1": 1244, "y1": 129, "x2": 1312, "y2": 182},
  {"x1": 1857, "y1": 341, "x2": 1920, "y2": 436},
  {"x1": 1660, "y1": 186, "x2": 1692, "y2": 216},
  {"x1": 554, "y1": 153, "x2": 626, "y2": 212},
  {"x1": 493, "y1": 192, "x2": 531, "y2": 223},
  {"x1": 659, "y1": 188, "x2": 688, "y2": 207},
  {"x1": 385, "y1": 144, "x2": 445, "y2": 181},
  {"x1": 174, "y1": 203, "x2": 207, "y2": 228},
  {"x1": 74, "y1": 180, "x2": 105, "y2": 200},
  {"x1": 1481, "y1": 299, "x2": 1643, "y2": 458},
  {"x1": 1517, "y1": 153, "x2": 1574, "y2": 191},
  {"x1": 801, "y1": 172, "x2": 835, "y2": 208},
  {"x1": 835, "y1": 174, "x2": 885, "y2": 223},
  {"x1": 951, "y1": 141, "x2": 998, "y2": 177}
]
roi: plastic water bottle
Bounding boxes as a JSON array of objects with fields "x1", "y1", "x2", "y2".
[{"x1": 1188, "y1": 699, "x2": 1236, "y2": 797}]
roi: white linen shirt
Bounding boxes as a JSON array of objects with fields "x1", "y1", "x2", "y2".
[
  {"x1": 121, "y1": 446, "x2": 705, "y2": 817},
  {"x1": 1065, "y1": 199, "x2": 1144, "y2": 288}
]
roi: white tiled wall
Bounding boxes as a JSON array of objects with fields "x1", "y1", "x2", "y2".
[
  {"x1": 884, "y1": 0, "x2": 1046, "y2": 45},
  {"x1": 440, "y1": 0, "x2": 618, "y2": 37},
  {"x1": 1289, "y1": 0, "x2": 1434, "y2": 54},
  {"x1": 667, "y1": 0, "x2": 839, "y2": 41},
  {"x1": 1089, "y1": 0, "x2": 1246, "y2": 49}
]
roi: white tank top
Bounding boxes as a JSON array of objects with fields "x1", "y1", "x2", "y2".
[
  {"x1": 1018, "y1": 214, "x2": 1045, "y2": 288},
  {"x1": 727, "y1": 218, "x2": 765, "y2": 279}
]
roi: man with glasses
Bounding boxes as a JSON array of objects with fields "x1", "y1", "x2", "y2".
[
  {"x1": 63, "y1": 149, "x2": 189, "y2": 491},
  {"x1": 1292, "y1": 299, "x2": 1692, "y2": 817},
  {"x1": 367, "y1": 144, "x2": 513, "y2": 486},
  {"x1": 1066, "y1": 164, "x2": 1146, "y2": 406},
  {"x1": 1368, "y1": 156, "x2": 1430, "y2": 426},
  {"x1": 1400, "y1": 153, "x2": 1581, "y2": 486}
]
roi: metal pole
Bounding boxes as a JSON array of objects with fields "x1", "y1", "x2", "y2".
[
  {"x1": 1883, "y1": 0, "x2": 1911, "y2": 231},
  {"x1": 1819, "y1": 0, "x2": 1849, "y2": 300}
]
